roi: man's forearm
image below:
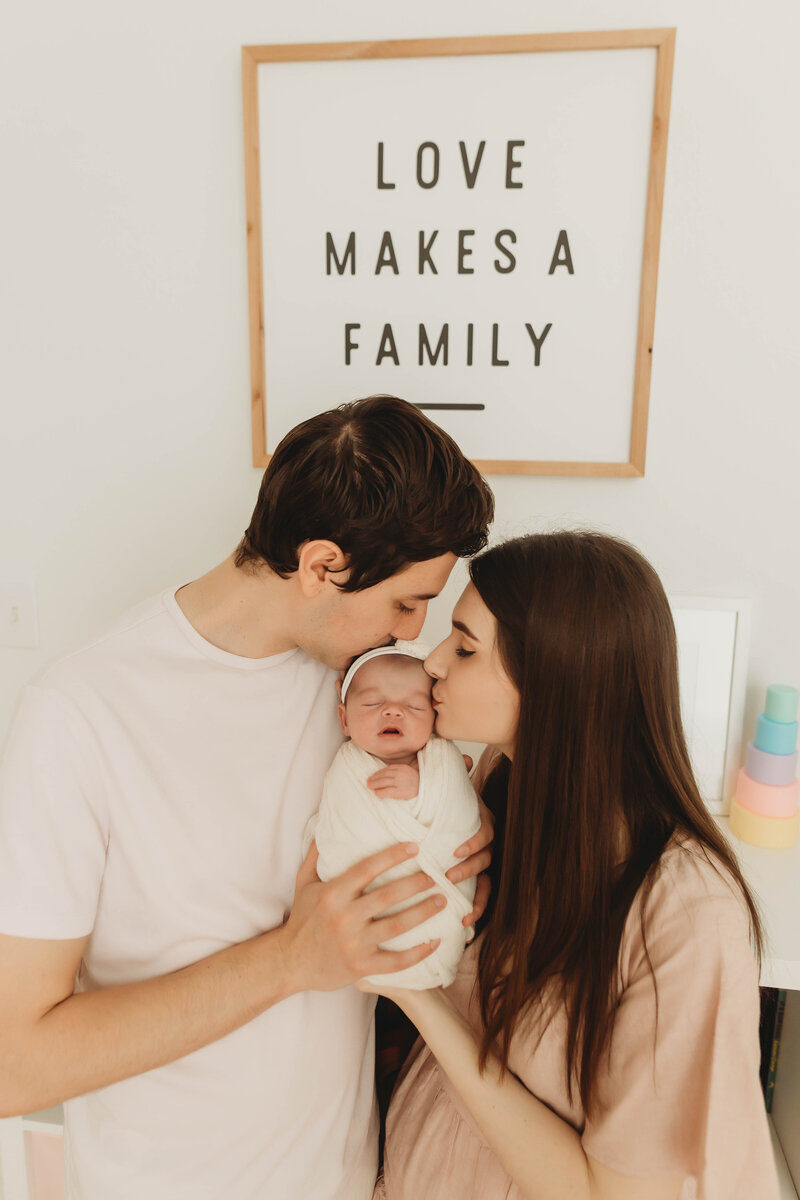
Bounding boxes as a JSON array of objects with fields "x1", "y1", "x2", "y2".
[{"x1": 2, "y1": 926, "x2": 297, "y2": 1116}]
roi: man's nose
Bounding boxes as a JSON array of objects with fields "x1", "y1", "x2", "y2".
[{"x1": 390, "y1": 605, "x2": 427, "y2": 640}]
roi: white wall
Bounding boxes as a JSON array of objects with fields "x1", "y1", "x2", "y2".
[{"x1": 2, "y1": 0, "x2": 798, "y2": 756}]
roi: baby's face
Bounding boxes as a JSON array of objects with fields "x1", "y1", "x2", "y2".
[{"x1": 340, "y1": 656, "x2": 436, "y2": 761}]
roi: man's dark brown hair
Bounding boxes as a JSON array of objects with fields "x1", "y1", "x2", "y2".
[{"x1": 235, "y1": 394, "x2": 494, "y2": 591}]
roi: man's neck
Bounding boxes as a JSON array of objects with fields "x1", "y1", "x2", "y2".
[{"x1": 175, "y1": 556, "x2": 297, "y2": 659}]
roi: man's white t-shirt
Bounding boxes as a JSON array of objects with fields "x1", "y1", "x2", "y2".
[{"x1": 0, "y1": 588, "x2": 378, "y2": 1199}]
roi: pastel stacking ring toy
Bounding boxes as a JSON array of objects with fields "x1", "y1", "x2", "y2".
[
  {"x1": 754, "y1": 714, "x2": 798, "y2": 756},
  {"x1": 765, "y1": 685, "x2": 800, "y2": 723},
  {"x1": 729, "y1": 800, "x2": 799, "y2": 849},
  {"x1": 729, "y1": 684, "x2": 800, "y2": 849},
  {"x1": 745, "y1": 741, "x2": 797, "y2": 787},
  {"x1": 735, "y1": 770, "x2": 799, "y2": 818}
]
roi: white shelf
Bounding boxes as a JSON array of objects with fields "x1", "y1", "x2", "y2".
[
  {"x1": 715, "y1": 816, "x2": 800, "y2": 989},
  {"x1": 770, "y1": 1115, "x2": 798, "y2": 1199}
]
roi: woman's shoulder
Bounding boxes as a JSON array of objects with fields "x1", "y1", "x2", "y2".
[
  {"x1": 621, "y1": 834, "x2": 756, "y2": 981},
  {"x1": 654, "y1": 833, "x2": 750, "y2": 913}
]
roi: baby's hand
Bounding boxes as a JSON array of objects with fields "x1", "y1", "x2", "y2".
[{"x1": 366, "y1": 764, "x2": 420, "y2": 800}]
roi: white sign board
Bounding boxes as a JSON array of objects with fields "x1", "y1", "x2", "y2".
[{"x1": 243, "y1": 32, "x2": 675, "y2": 475}]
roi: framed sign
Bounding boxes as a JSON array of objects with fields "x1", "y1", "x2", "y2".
[{"x1": 242, "y1": 30, "x2": 675, "y2": 475}]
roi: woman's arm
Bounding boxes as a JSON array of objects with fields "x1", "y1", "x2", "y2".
[{"x1": 384, "y1": 986, "x2": 685, "y2": 1200}]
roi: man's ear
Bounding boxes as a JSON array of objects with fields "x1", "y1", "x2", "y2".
[
  {"x1": 338, "y1": 702, "x2": 349, "y2": 736},
  {"x1": 296, "y1": 540, "x2": 349, "y2": 598}
]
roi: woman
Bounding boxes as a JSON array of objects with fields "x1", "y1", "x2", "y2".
[{"x1": 368, "y1": 532, "x2": 778, "y2": 1200}]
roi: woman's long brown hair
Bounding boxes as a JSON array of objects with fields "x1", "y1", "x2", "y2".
[{"x1": 470, "y1": 532, "x2": 764, "y2": 1115}]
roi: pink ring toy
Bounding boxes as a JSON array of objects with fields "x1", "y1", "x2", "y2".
[{"x1": 735, "y1": 768, "x2": 799, "y2": 819}]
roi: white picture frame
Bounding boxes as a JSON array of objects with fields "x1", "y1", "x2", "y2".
[{"x1": 668, "y1": 595, "x2": 751, "y2": 814}]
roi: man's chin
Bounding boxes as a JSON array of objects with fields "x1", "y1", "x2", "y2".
[
  {"x1": 326, "y1": 651, "x2": 361, "y2": 672},
  {"x1": 334, "y1": 645, "x2": 389, "y2": 672}
]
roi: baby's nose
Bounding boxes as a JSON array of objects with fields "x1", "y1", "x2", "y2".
[{"x1": 382, "y1": 701, "x2": 404, "y2": 716}]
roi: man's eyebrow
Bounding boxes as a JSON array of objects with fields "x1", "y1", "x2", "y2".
[{"x1": 452, "y1": 619, "x2": 479, "y2": 641}]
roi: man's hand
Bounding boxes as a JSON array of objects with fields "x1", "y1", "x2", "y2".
[
  {"x1": 446, "y1": 797, "x2": 494, "y2": 930},
  {"x1": 366, "y1": 764, "x2": 420, "y2": 800},
  {"x1": 277, "y1": 843, "x2": 445, "y2": 993}
]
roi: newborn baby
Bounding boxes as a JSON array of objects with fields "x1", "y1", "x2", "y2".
[{"x1": 304, "y1": 640, "x2": 481, "y2": 989}]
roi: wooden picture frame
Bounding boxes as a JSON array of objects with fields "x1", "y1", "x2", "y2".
[{"x1": 242, "y1": 30, "x2": 675, "y2": 475}]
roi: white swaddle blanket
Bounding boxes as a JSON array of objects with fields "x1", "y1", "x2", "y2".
[{"x1": 305, "y1": 733, "x2": 481, "y2": 989}]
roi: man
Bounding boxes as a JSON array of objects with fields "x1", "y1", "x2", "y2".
[{"x1": 0, "y1": 395, "x2": 495, "y2": 1199}]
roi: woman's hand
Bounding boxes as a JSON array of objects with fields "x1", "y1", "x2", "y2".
[
  {"x1": 355, "y1": 974, "x2": 442, "y2": 1018},
  {"x1": 446, "y1": 796, "x2": 494, "y2": 929}
]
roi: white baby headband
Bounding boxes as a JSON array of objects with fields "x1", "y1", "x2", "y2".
[{"x1": 340, "y1": 638, "x2": 431, "y2": 703}]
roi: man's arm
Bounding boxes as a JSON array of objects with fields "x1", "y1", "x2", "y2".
[{"x1": 0, "y1": 842, "x2": 440, "y2": 1117}]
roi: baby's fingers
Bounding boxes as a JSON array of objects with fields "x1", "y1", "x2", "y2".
[{"x1": 367, "y1": 768, "x2": 394, "y2": 789}]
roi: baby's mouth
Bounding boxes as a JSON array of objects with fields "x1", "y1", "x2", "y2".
[{"x1": 379, "y1": 726, "x2": 403, "y2": 737}]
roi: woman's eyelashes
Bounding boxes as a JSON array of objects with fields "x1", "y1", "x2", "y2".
[{"x1": 455, "y1": 647, "x2": 475, "y2": 658}]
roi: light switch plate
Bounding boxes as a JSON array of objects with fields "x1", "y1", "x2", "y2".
[{"x1": 0, "y1": 580, "x2": 39, "y2": 648}]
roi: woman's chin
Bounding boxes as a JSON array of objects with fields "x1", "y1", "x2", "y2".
[{"x1": 433, "y1": 712, "x2": 453, "y2": 739}]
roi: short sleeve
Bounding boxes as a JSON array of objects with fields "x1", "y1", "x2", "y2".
[
  {"x1": 0, "y1": 685, "x2": 108, "y2": 938},
  {"x1": 469, "y1": 746, "x2": 503, "y2": 797},
  {"x1": 581, "y1": 852, "x2": 776, "y2": 1199}
]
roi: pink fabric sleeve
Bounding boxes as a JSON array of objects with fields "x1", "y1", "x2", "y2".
[
  {"x1": 0, "y1": 685, "x2": 108, "y2": 938},
  {"x1": 581, "y1": 852, "x2": 778, "y2": 1199},
  {"x1": 469, "y1": 746, "x2": 503, "y2": 796}
]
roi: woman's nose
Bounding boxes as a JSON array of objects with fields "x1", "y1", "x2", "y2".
[{"x1": 424, "y1": 645, "x2": 446, "y2": 679}]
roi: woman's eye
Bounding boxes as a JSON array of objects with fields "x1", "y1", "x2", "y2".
[
  {"x1": 455, "y1": 647, "x2": 475, "y2": 659},
  {"x1": 397, "y1": 603, "x2": 417, "y2": 615}
]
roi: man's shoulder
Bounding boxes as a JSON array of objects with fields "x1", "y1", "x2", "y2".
[
  {"x1": 32, "y1": 590, "x2": 173, "y2": 696},
  {"x1": 31, "y1": 590, "x2": 337, "y2": 700}
]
